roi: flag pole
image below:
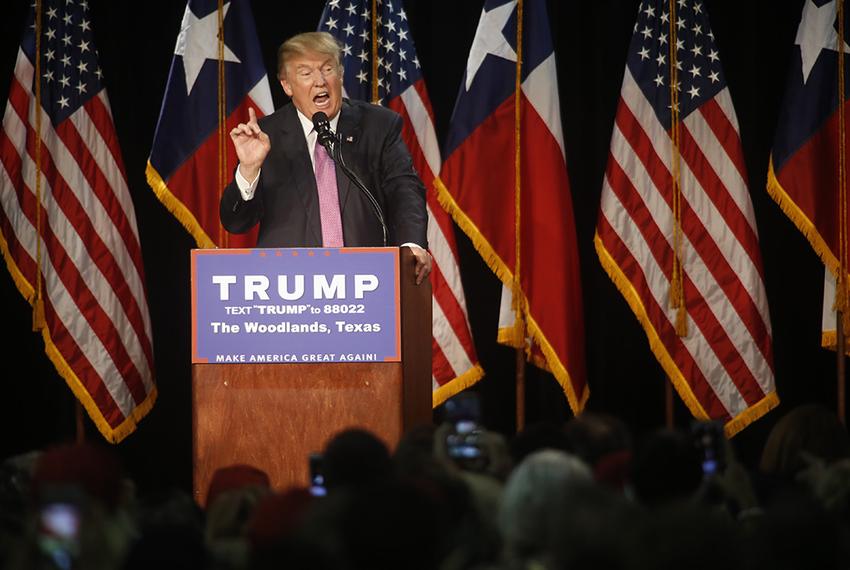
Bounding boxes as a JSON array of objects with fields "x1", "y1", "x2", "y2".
[
  {"x1": 371, "y1": 0, "x2": 379, "y2": 104},
  {"x1": 217, "y1": 0, "x2": 228, "y2": 248},
  {"x1": 835, "y1": 0, "x2": 850, "y2": 424},
  {"x1": 665, "y1": 379, "x2": 674, "y2": 429},
  {"x1": 838, "y1": 312, "x2": 846, "y2": 424},
  {"x1": 513, "y1": 0, "x2": 526, "y2": 433},
  {"x1": 75, "y1": 401, "x2": 85, "y2": 443}
]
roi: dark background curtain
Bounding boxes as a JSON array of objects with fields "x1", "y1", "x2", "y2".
[{"x1": 0, "y1": 0, "x2": 832, "y2": 496}]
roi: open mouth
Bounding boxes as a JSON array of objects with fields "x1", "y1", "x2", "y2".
[{"x1": 313, "y1": 91, "x2": 330, "y2": 108}]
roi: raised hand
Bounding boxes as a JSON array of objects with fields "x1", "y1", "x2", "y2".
[{"x1": 230, "y1": 107, "x2": 271, "y2": 181}]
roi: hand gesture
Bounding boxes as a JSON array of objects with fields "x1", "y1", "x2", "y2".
[{"x1": 230, "y1": 107, "x2": 271, "y2": 180}]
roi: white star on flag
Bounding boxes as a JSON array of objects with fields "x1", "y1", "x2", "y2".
[
  {"x1": 465, "y1": 1, "x2": 517, "y2": 90},
  {"x1": 174, "y1": 1, "x2": 241, "y2": 95},
  {"x1": 796, "y1": 0, "x2": 850, "y2": 84}
]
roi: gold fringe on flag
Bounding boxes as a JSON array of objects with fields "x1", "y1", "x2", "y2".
[
  {"x1": 668, "y1": 0, "x2": 687, "y2": 337},
  {"x1": 595, "y1": 235, "x2": 779, "y2": 437},
  {"x1": 145, "y1": 162, "x2": 216, "y2": 248},
  {"x1": 433, "y1": 178, "x2": 589, "y2": 414},
  {"x1": 432, "y1": 364, "x2": 486, "y2": 407}
]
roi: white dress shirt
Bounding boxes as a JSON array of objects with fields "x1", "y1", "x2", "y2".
[{"x1": 235, "y1": 109, "x2": 339, "y2": 199}]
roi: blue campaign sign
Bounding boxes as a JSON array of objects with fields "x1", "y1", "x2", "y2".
[{"x1": 191, "y1": 248, "x2": 400, "y2": 364}]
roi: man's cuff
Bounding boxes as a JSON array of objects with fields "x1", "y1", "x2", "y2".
[
  {"x1": 400, "y1": 242, "x2": 425, "y2": 250},
  {"x1": 235, "y1": 164, "x2": 261, "y2": 201}
]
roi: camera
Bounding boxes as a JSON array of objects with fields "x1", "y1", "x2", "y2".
[
  {"x1": 308, "y1": 452, "x2": 326, "y2": 497},
  {"x1": 39, "y1": 502, "x2": 81, "y2": 541},
  {"x1": 690, "y1": 420, "x2": 726, "y2": 477},
  {"x1": 444, "y1": 393, "x2": 489, "y2": 472},
  {"x1": 37, "y1": 501, "x2": 81, "y2": 570}
]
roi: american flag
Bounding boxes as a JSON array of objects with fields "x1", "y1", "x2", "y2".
[
  {"x1": 596, "y1": 0, "x2": 776, "y2": 435},
  {"x1": 0, "y1": 0, "x2": 155, "y2": 442},
  {"x1": 319, "y1": 0, "x2": 483, "y2": 403}
]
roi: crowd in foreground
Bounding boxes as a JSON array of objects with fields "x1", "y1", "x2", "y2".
[{"x1": 1, "y1": 401, "x2": 849, "y2": 570}]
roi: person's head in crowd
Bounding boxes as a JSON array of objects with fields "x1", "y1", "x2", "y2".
[
  {"x1": 322, "y1": 428, "x2": 393, "y2": 491},
  {"x1": 393, "y1": 424, "x2": 465, "y2": 514},
  {"x1": 746, "y1": 496, "x2": 850, "y2": 570},
  {"x1": 247, "y1": 487, "x2": 314, "y2": 549},
  {"x1": 205, "y1": 463, "x2": 270, "y2": 509},
  {"x1": 629, "y1": 428, "x2": 703, "y2": 508},
  {"x1": 276, "y1": 31, "x2": 343, "y2": 121},
  {"x1": 563, "y1": 411, "x2": 632, "y2": 468},
  {"x1": 800, "y1": 458, "x2": 850, "y2": 524},
  {"x1": 509, "y1": 420, "x2": 571, "y2": 466},
  {"x1": 393, "y1": 425, "x2": 503, "y2": 569},
  {"x1": 123, "y1": 487, "x2": 206, "y2": 570},
  {"x1": 0, "y1": 451, "x2": 41, "y2": 569},
  {"x1": 8, "y1": 443, "x2": 135, "y2": 570},
  {"x1": 547, "y1": 483, "x2": 636, "y2": 570},
  {"x1": 593, "y1": 448, "x2": 633, "y2": 492},
  {"x1": 204, "y1": 464, "x2": 271, "y2": 569},
  {"x1": 498, "y1": 449, "x2": 593, "y2": 564},
  {"x1": 759, "y1": 403, "x2": 850, "y2": 479},
  {"x1": 30, "y1": 442, "x2": 127, "y2": 512},
  {"x1": 631, "y1": 503, "x2": 745, "y2": 570},
  {"x1": 135, "y1": 487, "x2": 203, "y2": 533},
  {"x1": 296, "y1": 480, "x2": 448, "y2": 570},
  {"x1": 393, "y1": 424, "x2": 440, "y2": 475},
  {"x1": 122, "y1": 521, "x2": 208, "y2": 570}
]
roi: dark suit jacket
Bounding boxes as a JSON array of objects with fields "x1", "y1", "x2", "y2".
[{"x1": 220, "y1": 99, "x2": 427, "y2": 248}]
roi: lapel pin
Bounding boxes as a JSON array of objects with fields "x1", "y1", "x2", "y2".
[{"x1": 346, "y1": 135, "x2": 354, "y2": 142}]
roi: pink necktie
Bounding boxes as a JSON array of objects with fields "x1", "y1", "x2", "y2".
[{"x1": 313, "y1": 141, "x2": 344, "y2": 247}]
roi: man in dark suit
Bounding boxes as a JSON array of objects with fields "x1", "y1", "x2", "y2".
[{"x1": 220, "y1": 31, "x2": 431, "y2": 283}]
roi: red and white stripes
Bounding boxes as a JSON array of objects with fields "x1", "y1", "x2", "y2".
[
  {"x1": 389, "y1": 80, "x2": 482, "y2": 402},
  {"x1": 0, "y1": 49, "x2": 155, "y2": 441},
  {"x1": 597, "y1": 68, "x2": 776, "y2": 433}
]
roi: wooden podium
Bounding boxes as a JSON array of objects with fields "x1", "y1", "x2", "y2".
[{"x1": 191, "y1": 247, "x2": 432, "y2": 505}]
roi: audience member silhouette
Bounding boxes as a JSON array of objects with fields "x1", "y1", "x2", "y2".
[
  {"x1": 629, "y1": 428, "x2": 703, "y2": 508},
  {"x1": 498, "y1": 449, "x2": 592, "y2": 567},
  {"x1": 321, "y1": 428, "x2": 393, "y2": 492},
  {"x1": 3, "y1": 400, "x2": 850, "y2": 570}
]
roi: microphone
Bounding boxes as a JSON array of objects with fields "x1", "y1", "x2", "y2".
[
  {"x1": 310, "y1": 112, "x2": 388, "y2": 246},
  {"x1": 312, "y1": 111, "x2": 336, "y2": 153}
]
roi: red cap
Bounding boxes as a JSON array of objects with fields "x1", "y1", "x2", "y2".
[
  {"x1": 31, "y1": 443, "x2": 123, "y2": 510},
  {"x1": 205, "y1": 464, "x2": 271, "y2": 507}
]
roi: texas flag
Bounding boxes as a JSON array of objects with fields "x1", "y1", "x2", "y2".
[
  {"x1": 768, "y1": 0, "x2": 850, "y2": 350},
  {"x1": 436, "y1": 0, "x2": 587, "y2": 413},
  {"x1": 147, "y1": 0, "x2": 273, "y2": 249}
]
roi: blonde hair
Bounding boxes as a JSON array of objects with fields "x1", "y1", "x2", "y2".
[{"x1": 277, "y1": 31, "x2": 342, "y2": 80}]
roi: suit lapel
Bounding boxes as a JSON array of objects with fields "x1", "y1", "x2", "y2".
[
  {"x1": 278, "y1": 105, "x2": 321, "y2": 245},
  {"x1": 336, "y1": 101, "x2": 362, "y2": 213}
]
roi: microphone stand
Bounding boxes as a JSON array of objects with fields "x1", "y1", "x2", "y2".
[{"x1": 321, "y1": 134, "x2": 388, "y2": 247}]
